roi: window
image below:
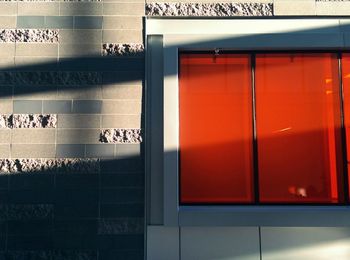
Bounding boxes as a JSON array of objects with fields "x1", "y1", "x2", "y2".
[{"x1": 179, "y1": 52, "x2": 348, "y2": 205}]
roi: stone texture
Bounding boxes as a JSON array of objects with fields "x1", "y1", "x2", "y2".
[
  {"x1": 6, "y1": 204, "x2": 53, "y2": 220},
  {"x1": 100, "y1": 129, "x2": 142, "y2": 144},
  {"x1": 0, "y1": 159, "x2": 100, "y2": 173},
  {"x1": 145, "y1": 2, "x2": 273, "y2": 16},
  {"x1": 0, "y1": 114, "x2": 57, "y2": 128},
  {"x1": 102, "y1": 43, "x2": 144, "y2": 56},
  {"x1": 58, "y1": 71, "x2": 101, "y2": 86},
  {"x1": 98, "y1": 218, "x2": 144, "y2": 234},
  {"x1": 0, "y1": 29, "x2": 59, "y2": 43}
]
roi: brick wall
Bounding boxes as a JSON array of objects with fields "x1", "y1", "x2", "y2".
[{"x1": 0, "y1": 1, "x2": 144, "y2": 259}]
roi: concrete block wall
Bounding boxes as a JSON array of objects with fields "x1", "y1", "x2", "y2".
[{"x1": 0, "y1": 0, "x2": 144, "y2": 259}]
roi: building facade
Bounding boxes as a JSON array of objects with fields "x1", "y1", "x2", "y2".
[{"x1": 0, "y1": 0, "x2": 350, "y2": 259}]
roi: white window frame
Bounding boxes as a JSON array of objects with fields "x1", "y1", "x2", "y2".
[{"x1": 145, "y1": 18, "x2": 350, "y2": 227}]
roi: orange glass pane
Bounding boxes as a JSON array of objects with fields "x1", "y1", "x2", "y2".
[
  {"x1": 341, "y1": 53, "x2": 350, "y2": 198},
  {"x1": 256, "y1": 53, "x2": 344, "y2": 203},
  {"x1": 179, "y1": 53, "x2": 254, "y2": 203}
]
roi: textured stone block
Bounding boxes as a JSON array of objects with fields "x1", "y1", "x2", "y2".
[
  {"x1": 16, "y1": 71, "x2": 57, "y2": 86},
  {"x1": 11, "y1": 129, "x2": 56, "y2": 144},
  {"x1": 13, "y1": 100, "x2": 42, "y2": 113},
  {"x1": 0, "y1": 71, "x2": 15, "y2": 86},
  {"x1": 146, "y1": 2, "x2": 273, "y2": 16},
  {"x1": 103, "y1": 16, "x2": 142, "y2": 29},
  {"x1": 57, "y1": 72, "x2": 101, "y2": 86},
  {"x1": 58, "y1": 114, "x2": 100, "y2": 129},
  {"x1": 102, "y1": 84, "x2": 142, "y2": 99},
  {"x1": 17, "y1": 16, "x2": 46, "y2": 29},
  {"x1": 100, "y1": 129, "x2": 142, "y2": 144},
  {"x1": 55, "y1": 204, "x2": 99, "y2": 219},
  {"x1": 54, "y1": 219, "x2": 98, "y2": 235},
  {"x1": 15, "y1": 43, "x2": 58, "y2": 57},
  {"x1": 43, "y1": 100, "x2": 72, "y2": 113},
  {"x1": 56, "y1": 144, "x2": 85, "y2": 158},
  {"x1": 72, "y1": 100, "x2": 102, "y2": 114},
  {"x1": 57, "y1": 129, "x2": 101, "y2": 144},
  {"x1": 102, "y1": 30, "x2": 142, "y2": 43},
  {"x1": 0, "y1": 158, "x2": 99, "y2": 173},
  {"x1": 0, "y1": 16, "x2": 16, "y2": 29},
  {"x1": 50, "y1": 251, "x2": 98, "y2": 260},
  {"x1": 102, "y1": 43, "x2": 144, "y2": 57},
  {"x1": 12, "y1": 114, "x2": 57, "y2": 128},
  {"x1": 60, "y1": 2, "x2": 103, "y2": 15},
  {"x1": 18, "y1": 2, "x2": 59, "y2": 16},
  {"x1": 85, "y1": 144, "x2": 115, "y2": 158},
  {"x1": 74, "y1": 16, "x2": 103, "y2": 29},
  {"x1": 98, "y1": 218, "x2": 144, "y2": 234},
  {"x1": 45, "y1": 16, "x2": 74, "y2": 29},
  {"x1": 6, "y1": 204, "x2": 53, "y2": 220},
  {"x1": 12, "y1": 144, "x2": 55, "y2": 158},
  {"x1": 101, "y1": 100, "x2": 142, "y2": 114},
  {"x1": 103, "y1": 3, "x2": 145, "y2": 15}
]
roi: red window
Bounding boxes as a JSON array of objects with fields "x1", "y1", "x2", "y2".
[{"x1": 179, "y1": 52, "x2": 347, "y2": 204}]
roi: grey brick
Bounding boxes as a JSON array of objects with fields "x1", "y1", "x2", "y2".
[
  {"x1": 43, "y1": 100, "x2": 72, "y2": 113},
  {"x1": 12, "y1": 144, "x2": 55, "y2": 158},
  {"x1": 74, "y1": 16, "x2": 103, "y2": 29},
  {"x1": 57, "y1": 129, "x2": 100, "y2": 144},
  {"x1": 0, "y1": 130, "x2": 10, "y2": 144},
  {"x1": 60, "y1": 30, "x2": 102, "y2": 44},
  {"x1": 18, "y1": 2, "x2": 59, "y2": 16},
  {"x1": 58, "y1": 114, "x2": 100, "y2": 128},
  {"x1": 102, "y1": 30, "x2": 142, "y2": 43},
  {"x1": 103, "y1": 3, "x2": 144, "y2": 16},
  {"x1": 60, "y1": 2, "x2": 103, "y2": 16},
  {"x1": 103, "y1": 16, "x2": 142, "y2": 30},
  {"x1": 56, "y1": 144, "x2": 85, "y2": 158},
  {"x1": 11, "y1": 129, "x2": 56, "y2": 144},
  {"x1": 0, "y1": 16, "x2": 16, "y2": 29},
  {"x1": 72, "y1": 100, "x2": 102, "y2": 114},
  {"x1": 0, "y1": 3, "x2": 17, "y2": 16},
  {"x1": 101, "y1": 115, "x2": 141, "y2": 129},
  {"x1": 14, "y1": 100, "x2": 42, "y2": 113},
  {"x1": 45, "y1": 16, "x2": 73, "y2": 29},
  {"x1": 101, "y1": 100, "x2": 141, "y2": 114},
  {"x1": 0, "y1": 100, "x2": 13, "y2": 113},
  {"x1": 86, "y1": 144, "x2": 115, "y2": 158},
  {"x1": 17, "y1": 16, "x2": 46, "y2": 29},
  {"x1": 116, "y1": 144, "x2": 140, "y2": 158}
]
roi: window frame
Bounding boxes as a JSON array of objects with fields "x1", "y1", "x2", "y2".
[{"x1": 145, "y1": 18, "x2": 350, "y2": 227}]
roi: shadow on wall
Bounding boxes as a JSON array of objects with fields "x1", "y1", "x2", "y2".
[{"x1": 0, "y1": 21, "x2": 349, "y2": 259}]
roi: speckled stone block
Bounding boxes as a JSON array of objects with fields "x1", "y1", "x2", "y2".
[
  {"x1": 98, "y1": 218, "x2": 144, "y2": 234},
  {"x1": 145, "y1": 2, "x2": 273, "y2": 16},
  {"x1": 6, "y1": 204, "x2": 53, "y2": 220},
  {"x1": 0, "y1": 29, "x2": 59, "y2": 43},
  {"x1": 58, "y1": 71, "x2": 101, "y2": 86},
  {"x1": 102, "y1": 43, "x2": 144, "y2": 56},
  {"x1": 0, "y1": 114, "x2": 57, "y2": 128},
  {"x1": 100, "y1": 129, "x2": 142, "y2": 144},
  {"x1": 0, "y1": 158, "x2": 100, "y2": 173}
]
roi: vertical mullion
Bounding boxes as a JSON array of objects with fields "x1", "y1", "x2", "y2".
[
  {"x1": 338, "y1": 52, "x2": 350, "y2": 204},
  {"x1": 252, "y1": 53, "x2": 260, "y2": 204}
]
